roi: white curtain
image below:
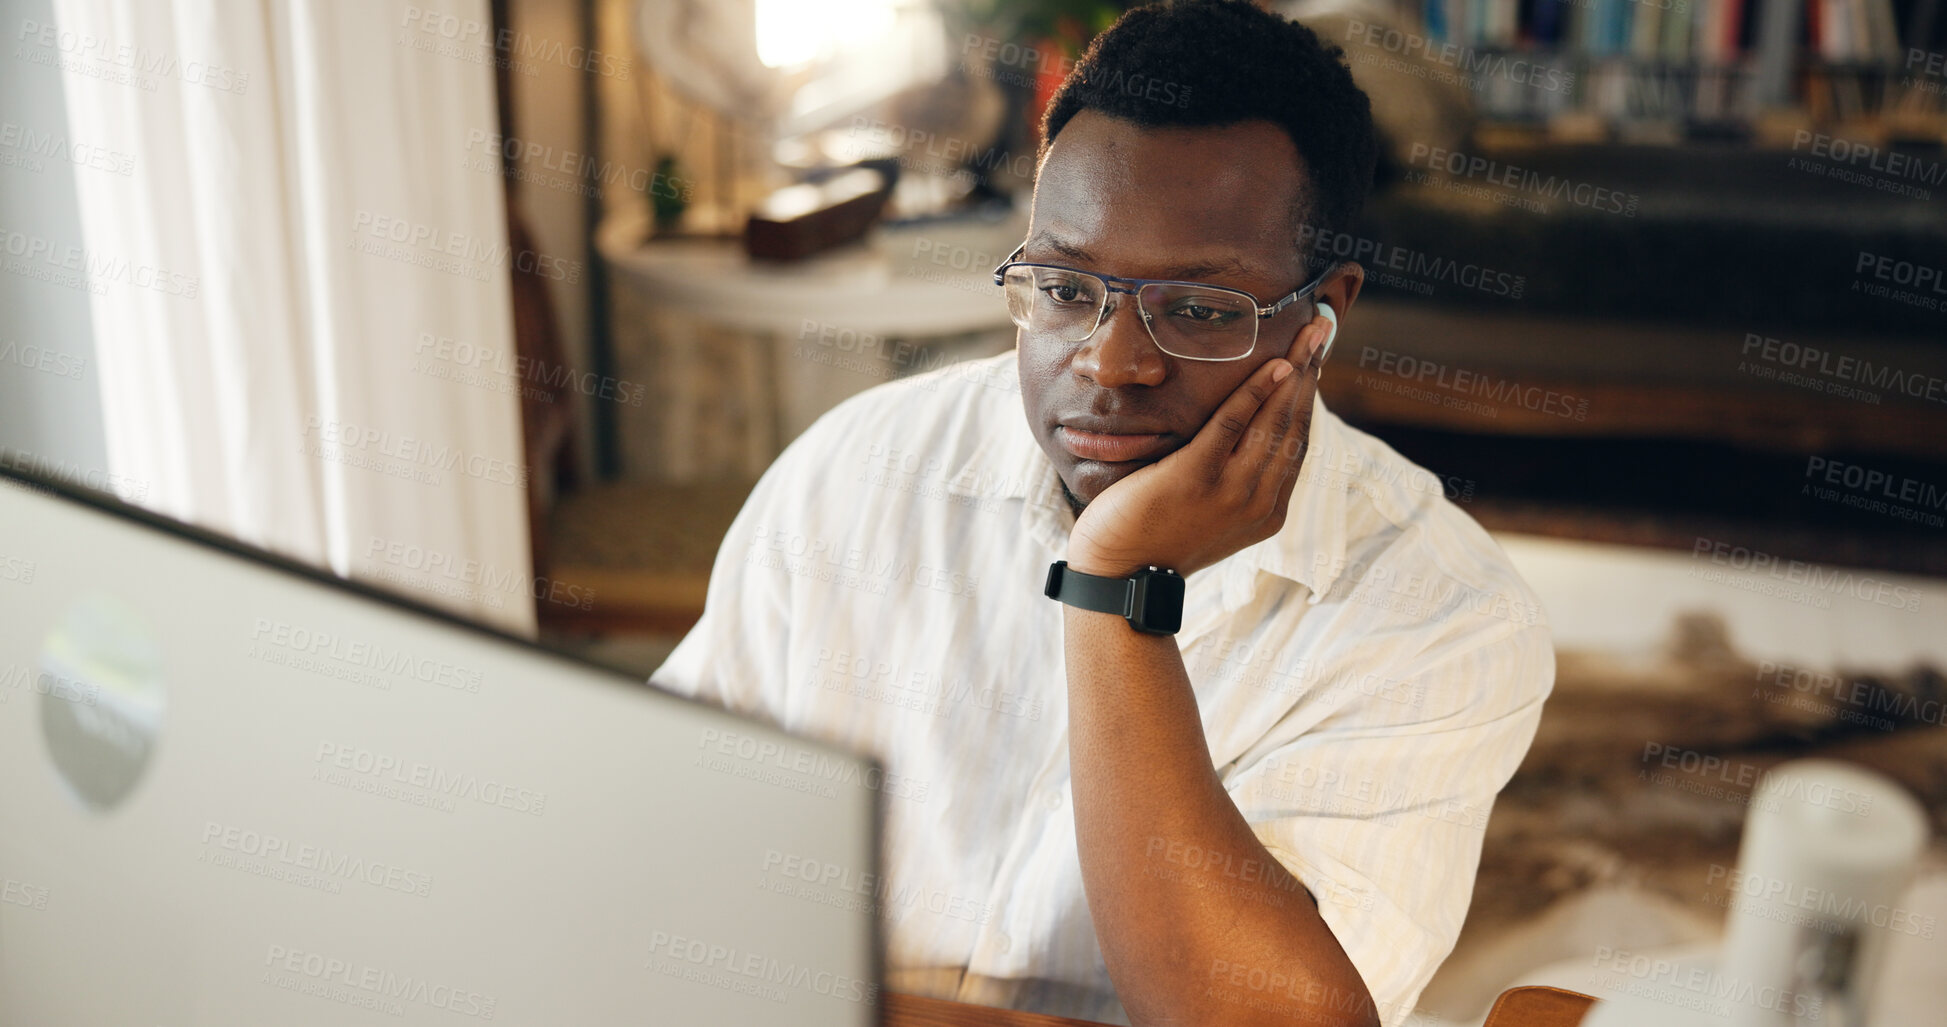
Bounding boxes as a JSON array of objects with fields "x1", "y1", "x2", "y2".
[{"x1": 53, "y1": 0, "x2": 535, "y2": 635}]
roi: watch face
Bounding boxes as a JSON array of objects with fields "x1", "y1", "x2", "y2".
[{"x1": 1133, "y1": 569, "x2": 1185, "y2": 634}]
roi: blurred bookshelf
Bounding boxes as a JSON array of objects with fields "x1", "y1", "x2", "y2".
[
  {"x1": 1380, "y1": 0, "x2": 1947, "y2": 138},
  {"x1": 1337, "y1": 0, "x2": 1947, "y2": 574}
]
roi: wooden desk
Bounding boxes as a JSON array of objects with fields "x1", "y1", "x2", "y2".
[
  {"x1": 884, "y1": 992, "x2": 1112, "y2": 1026},
  {"x1": 882, "y1": 985, "x2": 1597, "y2": 1026},
  {"x1": 1481, "y1": 986, "x2": 1596, "y2": 1027}
]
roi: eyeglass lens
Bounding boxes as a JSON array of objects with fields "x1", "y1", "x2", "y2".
[{"x1": 1001, "y1": 265, "x2": 1262, "y2": 360}]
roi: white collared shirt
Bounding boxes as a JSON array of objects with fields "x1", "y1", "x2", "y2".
[{"x1": 651, "y1": 349, "x2": 1555, "y2": 1026}]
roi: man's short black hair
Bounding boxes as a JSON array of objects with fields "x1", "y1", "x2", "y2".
[{"x1": 1039, "y1": 0, "x2": 1378, "y2": 264}]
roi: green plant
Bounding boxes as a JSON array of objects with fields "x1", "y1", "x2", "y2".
[{"x1": 941, "y1": 0, "x2": 1130, "y2": 58}]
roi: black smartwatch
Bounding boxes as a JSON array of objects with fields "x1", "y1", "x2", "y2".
[{"x1": 1043, "y1": 561, "x2": 1186, "y2": 636}]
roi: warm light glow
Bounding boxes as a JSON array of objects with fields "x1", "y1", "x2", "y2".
[{"x1": 755, "y1": 0, "x2": 899, "y2": 69}]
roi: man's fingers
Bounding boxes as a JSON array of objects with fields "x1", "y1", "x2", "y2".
[
  {"x1": 1235, "y1": 322, "x2": 1321, "y2": 469},
  {"x1": 1192, "y1": 356, "x2": 1292, "y2": 468},
  {"x1": 1272, "y1": 368, "x2": 1319, "y2": 513}
]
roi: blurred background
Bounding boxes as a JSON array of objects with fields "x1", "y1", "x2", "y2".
[{"x1": 3, "y1": 0, "x2": 1945, "y2": 1022}]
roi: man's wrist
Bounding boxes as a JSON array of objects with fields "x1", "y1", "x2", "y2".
[
  {"x1": 1063, "y1": 549, "x2": 1150, "y2": 579},
  {"x1": 1064, "y1": 539, "x2": 1164, "y2": 580}
]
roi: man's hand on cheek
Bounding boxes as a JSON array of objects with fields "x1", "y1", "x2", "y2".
[{"x1": 1067, "y1": 321, "x2": 1328, "y2": 580}]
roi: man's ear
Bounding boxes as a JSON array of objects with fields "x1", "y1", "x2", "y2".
[{"x1": 1320, "y1": 262, "x2": 1364, "y2": 319}]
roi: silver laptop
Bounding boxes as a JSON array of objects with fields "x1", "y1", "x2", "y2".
[{"x1": 0, "y1": 466, "x2": 881, "y2": 1025}]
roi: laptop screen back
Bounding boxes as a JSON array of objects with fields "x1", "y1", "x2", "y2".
[{"x1": 0, "y1": 470, "x2": 881, "y2": 1026}]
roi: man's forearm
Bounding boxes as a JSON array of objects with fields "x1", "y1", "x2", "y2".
[{"x1": 1060, "y1": 592, "x2": 1378, "y2": 1027}]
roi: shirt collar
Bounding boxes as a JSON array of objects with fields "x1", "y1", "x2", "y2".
[{"x1": 944, "y1": 363, "x2": 1350, "y2": 603}]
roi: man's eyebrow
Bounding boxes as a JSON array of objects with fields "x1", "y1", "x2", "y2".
[
  {"x1": 1156, "y1": 256, "x2": 1261, "y2": 282},
  {"x1": 1028, "y1": 233, "x2": 1094, "y2": 265},
  {"x1": 1024, "y1": 234, "x2": 1267, "y2": 284}
]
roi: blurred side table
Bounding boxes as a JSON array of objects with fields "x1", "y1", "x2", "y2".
[{"x1": 596, "y1": 208, "x2": 1022, "y2": 482}]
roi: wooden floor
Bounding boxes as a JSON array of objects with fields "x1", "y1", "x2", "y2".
[{"x1": 538, "y1": 478, "x2": 755, "y2": 637}]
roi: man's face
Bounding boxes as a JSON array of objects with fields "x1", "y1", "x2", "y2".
[{"x1": 1017, "y1": 110, "x2": 1327, "y2": 513}]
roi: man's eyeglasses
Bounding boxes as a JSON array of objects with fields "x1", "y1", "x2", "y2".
[{"x1": 990, "y1": 243, "x2": 1334, "y2": 362}]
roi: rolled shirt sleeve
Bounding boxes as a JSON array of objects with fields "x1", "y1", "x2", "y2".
[{"x1": 1224, "y1": 619, "x2": 1555, "y2": 1027}]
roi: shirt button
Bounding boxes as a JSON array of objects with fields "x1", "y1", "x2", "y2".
[
  {"x1": 996, "y1": 932, "x2": 1012, "y2": 953},
  {"x1": 1043, "y1": 791, "x2": 1063, "y2": 810}
]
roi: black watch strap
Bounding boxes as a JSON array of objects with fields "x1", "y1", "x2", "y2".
[{"x1": 1043, "y1": 561, "x2": 1185, "y2": 635}]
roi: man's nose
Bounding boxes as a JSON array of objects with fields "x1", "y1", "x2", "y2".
[{"x1": 1071, "y1": 296, "x2": 1166, "y2": 388}]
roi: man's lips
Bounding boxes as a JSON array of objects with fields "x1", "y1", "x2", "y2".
[{"x1": 1056, "y1": 425, "x2": 1174, "y2": 463}]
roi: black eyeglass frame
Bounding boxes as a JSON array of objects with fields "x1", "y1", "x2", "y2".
[{"x1": 989, "y1": 242, "x2": 1337, "y2": 362}]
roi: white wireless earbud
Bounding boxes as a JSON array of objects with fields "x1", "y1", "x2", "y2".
[{"x1": 1314, "y1": 301, "x2": 1338, "y2": 362}]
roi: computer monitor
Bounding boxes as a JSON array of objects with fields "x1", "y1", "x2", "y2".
[{"x1": 0, "y1": 466, "x2": 881, "y2": 1025}]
